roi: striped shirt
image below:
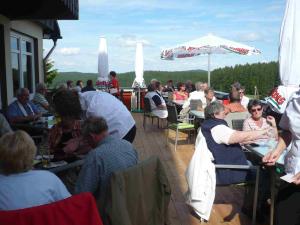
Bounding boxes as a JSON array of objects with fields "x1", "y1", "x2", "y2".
[
  {"x1": 33, "y1": 93, "x2": 49, "y2": 113},
  {"x1": 243, "y1": 117, "x2": 275, "y2": 140}
]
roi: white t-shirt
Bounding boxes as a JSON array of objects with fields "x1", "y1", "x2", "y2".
[
  {"x1": 279, "y1": 90, "x2": 300, "y2": 174},
  {"x1": 79, "y1": 91, "x2": 135, "y2": 139},
  {"x1": 200, "y1": 96, "x2": 217, "y2": 109},
  {"x1": 211, "y1": 124, "x2": 235, "y2": 145},
  {"x1": 182, "y1": 91, "x2": 205, "y2": 109},
  {"x1": 241, "y1": 96, "x2": 250, "y2": 109},
  {"x1": 145, "y1": 91, "x2": 168, "y2": 119}
]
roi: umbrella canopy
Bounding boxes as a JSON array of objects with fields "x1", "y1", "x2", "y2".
[
  {"x1": 279, "y1": 0, "x2": 300, "y2": 86},
  {"x1": 97, "y1": 37, "x2": 109, "y2": 82},
  {"x1": 132, "y1": 42, "x2": 146, "y2": 88},
  {"x1": 161, "y1": 34, "x2": 261, "y2": 86}
]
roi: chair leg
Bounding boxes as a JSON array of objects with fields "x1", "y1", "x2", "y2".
[
  {"x1": 252, "y1": 166, "x2": 260, "y2": 225},
  {"x1": 175, "y1": 127, "x2": 179, "y2": 152}
]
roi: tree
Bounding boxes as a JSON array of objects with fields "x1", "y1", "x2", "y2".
[{"x1": 44, "y1": 58, "x2": 58, "y2": 86}]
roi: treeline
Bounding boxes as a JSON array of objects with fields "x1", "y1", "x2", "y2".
[{"x1": 211, "y1": 61, "x2": 280, "y2": 97}]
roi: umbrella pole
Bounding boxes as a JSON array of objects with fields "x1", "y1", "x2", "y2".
[{"x1": 207, "y1": 53, "x2": 211, "y2": 87}]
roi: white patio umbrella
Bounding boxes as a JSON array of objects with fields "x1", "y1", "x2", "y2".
[
  {"x1": 97, "y1": 37, "x2": 109, "y2": 83},
  {"x1": 161, "y1": 34, "x2": 261, "y2": 86},
  {"x1": 132, "y1": 42, "x2": 146, "y2": 88},
  {"x1": 266, "y1": 0, "x2": 300, "y2": 114}
]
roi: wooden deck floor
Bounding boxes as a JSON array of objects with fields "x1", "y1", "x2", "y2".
[{"x1": 132, "y1": 113, "x2": 262, "y2": 225}]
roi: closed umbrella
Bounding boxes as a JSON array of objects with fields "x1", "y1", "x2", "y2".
[
  {"x1": 97, "y1": 37, "x2": 109, "y2": 88},
  {"x1": 161, "y1": 34, "x2": 261, "y2": 86}
]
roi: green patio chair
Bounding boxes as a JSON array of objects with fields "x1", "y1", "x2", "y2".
[{"x1": 166, "y1": 104, "x2": 195, "y2": 151}]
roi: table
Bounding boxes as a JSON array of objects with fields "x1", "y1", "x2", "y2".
[
  {"x1": 189, "y1": 110, "x2": 205, "y2": 119},
  {"x1": 35, "y1": 158, "x2": 85, "y2": 174},
  {"x1": 244, "y1": 142, "x2": 285, "y2": 225}
]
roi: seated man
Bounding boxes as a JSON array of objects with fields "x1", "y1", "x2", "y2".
[
  {"x1": 145, "y1": 81, "x2": 168, "y2": 119},
  {"x1": 75, "y1": 117, "x2": 138, "y2": 218},
  {"x1": 182, "y1": 82, "x2": 205, "y2": 110},
  {"x1": 7, "y1": 88, "x2": 41, "y2": 124},
  {"x1": 224, "y1": 91, "x2": 247, "y2": 114},
  {"x1": 32, "y1": 83, "x2": 50, "y2": 114},
  {"x1": 200, "y1": 87, "x2": 216, "y2": 110}
]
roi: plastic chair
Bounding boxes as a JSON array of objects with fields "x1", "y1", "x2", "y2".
[
  {"x1": 143, "y1": 97, "x2": 159, "y2": 129},
  {"x1": 166, "y1": 103, "x2": 195, "y2": 151},
  {"x1": 190, "y1": 99, "x2": 202, "y2": 111}
]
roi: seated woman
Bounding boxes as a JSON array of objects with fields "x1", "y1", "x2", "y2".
[
  {"x1": 201, "y1": 101, "x2": 269, "y2": 184},
  {"x1": 0, "y1": 131, "x2": 70, "y2": 210},
  {"x1": 173, "y1": 82, "x2": 188, "y2": 101},
  {"x1": 145, "y1": 81, "x2": 168, "y2": 119},
  {"x1": 243, "y1": 99, "x2": 278, "y2": 141},
  {"x1": 224, "y1": 91, "x2": 247, "y2": 114},
  {"x1": 49, "y1": 90, "x2": 91, "y2": 159}
]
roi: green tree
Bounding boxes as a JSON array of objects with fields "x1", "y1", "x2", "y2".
[{"x1": 45, "y1": 58, "x2": 58, "y2": 86}]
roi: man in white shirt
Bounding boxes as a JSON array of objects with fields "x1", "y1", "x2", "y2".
[
  {"x1": 182, "y1": 82, "x2": 205, "y2": 109},
  {"x1": 79, "y1": 91, "x2": 136, "y2": 143}
]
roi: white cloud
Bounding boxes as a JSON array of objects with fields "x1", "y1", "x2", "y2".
[
  {"x1": 116, "y1": 35, "x2": 151, "y2": 47},
  {"x1": 238, "y1": 32, "x2": 264, "y2": 42},
  {"x1": 57, "y1": 47, "x2": 80, "y2": 55}
]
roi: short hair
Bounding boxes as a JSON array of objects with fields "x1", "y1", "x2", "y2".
[
  {"x1": 36, "y1": 83, "x2": 47, "y2": 92},
  {"x1": 231, "y1": 82, "x2": 242, "y2": 91},
  {"x1": 16, "y1": 88, "x2": 29, "y2": 96},
  {"x1": 204, "y1": 87, "x2": 214, "y2": 95},
  {"x1": 76, "y1": 80, "x2": 83, "y2": 86},
  {"x1": 247, "y1": 99, "x2": 263, "y2": 112},
  {"x1": 87, "y1": 80, "x2": 93, "y2": 86},
  {"x1": 154, "y1": 81, "x2": 161, "y2": 90},
  {"x1": 82, "y1": 117, "x2": 108, "y2": 137},
  {"x1": 150, "y1": 79, "x2": 158, "y2": 84},
  {"x1": 52, "y1": 89, "x2": 82, "y2": 119},
  {"x1": 109, "y1": 71, "x2": 117, "y2": 77},
  {"x1": 229, "y1": 91, "x2": 241, "y2": 103},
  {"x1": 0, "y1": 130, "x2": 36, "y2": 175},
  {"x1": 204, "y1": 101, "x2": 225, "y2": 120},
  {"x1": 195, "y1": 82, "x2": 203, "y2": 91},
  {"x1": 177, "y1": 82, "x2": 185, "y2": 90}
]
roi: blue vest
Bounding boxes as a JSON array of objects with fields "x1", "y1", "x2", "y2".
[{"x1": 201, "y1": 118, "x2": 248, "y2": 185}]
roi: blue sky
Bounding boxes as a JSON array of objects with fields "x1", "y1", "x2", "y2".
[{"x1": 44, "y1": 0, "x2": 286, "y2": 73}]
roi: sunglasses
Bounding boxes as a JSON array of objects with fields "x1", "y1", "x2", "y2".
[{"x1": 251, "y1": 107, "x2": 262, "y2": 113}]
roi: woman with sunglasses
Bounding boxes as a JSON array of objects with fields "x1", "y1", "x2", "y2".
[{"x1": 243, "y1": 99, "x2": 278, "y2": 141}]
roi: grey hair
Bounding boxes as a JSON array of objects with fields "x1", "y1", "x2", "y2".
[
  {"x1": 36, "y1": 83, "x2": 47, "y2": 92},
  {"x1": 204, "y1": 101, "x2": 224, "y2": 119},
  {"x1": 195, "y1": 82, "x2": 203, "y2": 91},
  {"x1": 82, "y1": 117, "x2": 108, "y2": 137},
  {"x1": 16, "y1": 88, "x2": 29, "y2": 96}
]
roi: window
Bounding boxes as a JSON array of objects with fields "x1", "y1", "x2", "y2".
[{"x1": 10, "y1": 33, "x2": 35, "y2": 96}]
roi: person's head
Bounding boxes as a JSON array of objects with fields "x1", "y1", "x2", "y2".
[
  {"x1": 154, "y1": 81, "x2": 162, "y2": 91},
  {"x1": 195, "y1": 82, "x2": 203, "y2": 91},
  {"x1": 66, "y1": 80, "x2": 73, "y2": 88},
  {"x1": 36, "y1": 83, "x2": 47, "y2": 95},
  {"x1": 247, "y1": 99, "x2": 263, "y2": 120},
  {"x1": 16, "y1": 88, "x2": 30, "y2": 105},
  {"x1": 185, "y1": 80, "x2": 192, "y2": 87},
  {"x1": 167, "y1": 80, "x2": 173, "y2": 86},
  {"x1": 150, "y1": 79, "x2": 158, "y2": 86},
  {"x1": 109, "y1": 71, "x2": 117, "y2": 78},
  {"x1": 229, "y1": 91, "x2": 241, "y2": 103},
  {"x1": 57, "y1": 83, "x2": 67, "y2": 91},
  {"x1": 76, "y1": 80, "x2": 83, "y2": 88},
  {"x1": 177, "y1": 82, "x2": 186, "y2": 91},
  {"x1": 82, "y1": 117, "x2": 109, "y2": 148},
  {"x1": 231, "y1": 81, "x2": 241, "y2": 92},
  {"x1": 86, "y1": 80, "x2": 93, "y2": 87},
  {"x1": 239, "y1": 86, "x2": 246, "y2": 98},
  {"x1": 0, "y1": 130, "x2": 36, "y2": 175},
  {"x1": 204, "y1": 101, "x2": 226, "y2": 120},
  {"x1": 205, "y1": 87, "x2": 215, "y2": 101},
  {"x1": 147, "y1": 83, "x2": 155, "y2": 92},
  {"x1": 52, "y1": 89, "x2": 82, "y2": 120}
]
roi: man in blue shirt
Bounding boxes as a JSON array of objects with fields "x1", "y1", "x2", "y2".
[
  {"x1": 7, "y1": 88, "x2": 41, "y2": 124},
  {"x1": 75, "y1": 117, "x2": 138, "y2": 220}
]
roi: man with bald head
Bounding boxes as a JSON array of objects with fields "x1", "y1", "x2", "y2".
[{"x1": 7, "y1": 88, "x2": 41, "y2": 124}]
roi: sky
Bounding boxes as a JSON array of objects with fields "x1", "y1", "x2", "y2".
[{"x1": 44, "y1": 0, "x2": 286, "y2": 73}]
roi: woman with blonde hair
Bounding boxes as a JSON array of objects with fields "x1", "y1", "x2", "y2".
[{"x1": 0, "y1": 130, "x2": 70, "y2": 210}]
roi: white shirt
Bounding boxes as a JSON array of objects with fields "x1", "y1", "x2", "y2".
[
  {"x1": 79, "y1": 91, "x2": 135, "y2": 139},
  {"x1": 241, "y1": 96, "x2": 250, "y2": 109},
  {"x1": 183, "y1": 91, "x2": 205, "y2": 109},
  {"x1": 145, "y1": 91, "x2": 168, "y2": 119},
  {"x1": 279, "y1": 90, "x2": 300, "y2": 175},
  {"x1": 200, "y1": 96, "x2": 217, "y2": 110},
  {"x1": 211, "y1": 124, "x2": 235, "y2": 145}
]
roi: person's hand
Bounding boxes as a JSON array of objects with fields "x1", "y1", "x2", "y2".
[
  {"x1": 262, "y1": 149, "x2": 281, "y2": 166},
  {"x1": 292, "y1": 172, "x2": 300, "y2": 185},
  {"x1": 266, "y1": 115, "x2": 276, "y2": 127}
]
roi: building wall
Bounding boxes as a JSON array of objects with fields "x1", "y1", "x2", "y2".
[{"x1": 0, "y1": 15, "x2": 44, "y2": 106}]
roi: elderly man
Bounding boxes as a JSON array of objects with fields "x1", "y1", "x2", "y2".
[
  {"x1": 33, "y1": 83, "x2": 50, "y2": 114},
  {"x1": 200, "y1": 87, "x2": 216, "y2": 110},
  {"x1": 7, "y1": 88, "x2": 41, "y2": 124},
  {"x1": 75, "y1": 117, "x2": 138, "y2": 220}
]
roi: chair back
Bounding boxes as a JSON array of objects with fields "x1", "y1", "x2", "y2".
[
  {"x1": 143, "y1": 97, "x2": 152, "y2": 113},
  {"x1": 224, "y1": 112, "x2": 249, "y2": 130},
  {"x1": 0, "y1": 193, "x2": 103, "y2": 225},
  {"x1": 166, "y1": 104, "x2": 178, "y2": 124},
  {"x1": 190, "y1": 99, "x2": 202, "y2": 110}
]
